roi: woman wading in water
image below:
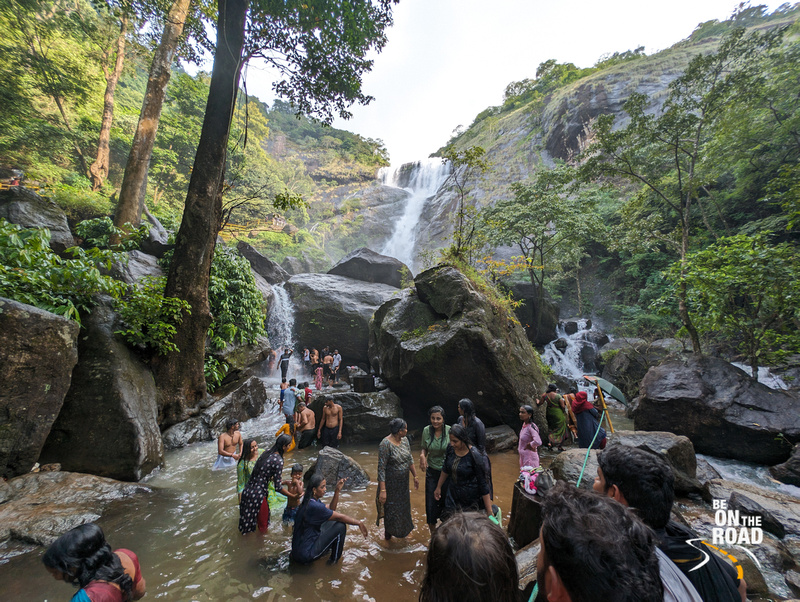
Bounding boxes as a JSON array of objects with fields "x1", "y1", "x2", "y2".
[
  {"x1": 239, "y1": 434, "x2": 296, "y2": 534},
  {"x1": 419, "y1": 405, "x2": 450, "y2": 534},
  {"x1": 291, "y1": 475, "x2": 368, "y2": 565},
  {"x1": 376, "y1": 418, "x2": 418, "y2": 540},
  {"x1": 434, "y1": 424, "x2": 493, "y2": 519}
]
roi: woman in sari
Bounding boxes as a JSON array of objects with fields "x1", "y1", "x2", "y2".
[{"x1": 537, "y1": 384, "x2": 568, "y2": 451}]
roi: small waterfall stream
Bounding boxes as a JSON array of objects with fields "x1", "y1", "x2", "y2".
[
  {"x1": 266, "y1": 283, "x2": 304, "y2": 380},
  {"x1": 542, "y1": 319, "x2": 606, "y2": 388},
  {"x1": 379, "y1": 159, "x2": 451, "y2": 271}
]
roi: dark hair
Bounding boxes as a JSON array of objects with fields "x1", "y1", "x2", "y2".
[
  {"x1": 428, "y1": 405, "x2": 445, "y2": 419},
  {"x1": 540, "y1": 482, "x2": 662, "y2": 602},
  {"x1": 225, "y1": 418, "x2": 238, "y2": 431},
  {"x1": 42, "y1": 523, "x2": 133, "y2": 600},
  {"x1": 419, "y1": 512, "x2": 518, "y2": 602},
  {"x1": 249, "y1": 434, "x2": 292, "y2": 485},
  {"x1": 457, "y1": 398, "x2": 475, "y2": 424},
  {"x1": 289, "y1": 378, "x2": 296, "y2": 386},
  {"x1": 519, "y1": 405, "x2": 534, "y2": 423},
  {"x1": 596, "y1": 445, "x2": 675, "y2": 529},
  {"x1": 547, "y1": 383, "x2": 558, "y2": 392},
  {"x1": 295, "y1": 473, "x2": 326, "y2": 532},
  {"x1": 389, "y1": 418, "x2": 407, "y2": 435},
  {"x1": 238, "y1": 437, "x2": 258, "y2": 466},
  {"x1": 291, "y1": 463, "x2": 303, "y2": 474},
  {"x1": 449, "y1": 424, "x2": 472, "y2": 447},
  {"x1": 569, "y1": 387, "x2": 577, "y2": 394}
]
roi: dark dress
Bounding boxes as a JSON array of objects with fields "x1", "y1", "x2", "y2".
[
  {"x1": 376, "y1": 436, "x2": 414, "y2": 537},
  {"x1": 239, "y1": 451, "x2": 283, "y2": 534},
  {"x1": 457, "y1": 415, "x2": 493, "y2": 498},
  {"x1": 574, "y1": 406, "x2": 606, "y2": 449},
  {"x1": 440, "y1": 445, "x2": 490, "y2": 519},
  {"x1": 291, "y1": 498, "x2": 347, "y2": 564}
]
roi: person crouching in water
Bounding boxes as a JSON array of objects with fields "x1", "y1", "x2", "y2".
[{"x1": 282, "y1": 463, "x2": 304, "y2": 523}]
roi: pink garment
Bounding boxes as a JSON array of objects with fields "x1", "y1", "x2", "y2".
[
  {"x1": 518, "y1": 422, "x2": 541, "y2": 469},
  {"x1": 314, "y1": 366, "x2": 323, "y2": 390}
]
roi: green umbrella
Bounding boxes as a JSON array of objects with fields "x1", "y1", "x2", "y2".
[{"x1": 583, "y1": 375, "x2": 628, "y2": 406}]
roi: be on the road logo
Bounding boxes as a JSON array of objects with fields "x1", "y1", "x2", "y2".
[{"x1": 712, "y1": 498, "x2": 763, "y2": 545}]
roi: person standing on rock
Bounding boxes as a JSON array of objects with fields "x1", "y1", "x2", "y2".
[
  {"x1": 303, "y1": 347, "x2": 311, "y2": 374},
  {"x1": 213, "y1": 419, "x2": 242, "y2": 470},
  {"x1": 276, "y1": 348, "x2": 293, "y2": 380},
  {"x1": 317, "y1": 396, "x2": 343, "y2": 448},
  {"x1": 537, "y1": 383, "x2": 568, "y2": 451},
  {"x1": 296, "y1": 402, "x2": 317, "y2": 449},
  {"x1": 518, "y1": 405, "x2": 541, "y2": 469},
  {"x1": 322, "y1": 349, "x2": 334, "y2": 384},
  {"x1": 419, "y1": 405, "x2": 450, "y2": 534},
  {"x1": 572, "y1": 391, "x2": 606, "y2": 449},
  {"x1": 331, "y1": 349, "x2": 342, "y2": 382},
  {"x1": 376, "y1": 418, "x2": 418, "y2": 540}
]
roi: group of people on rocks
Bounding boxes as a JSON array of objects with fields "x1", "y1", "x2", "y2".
[
  {"x1": 270, "y1": 345, "x2": 345, "y2": 391},
  {"x1": 537, "y1": 382, "x2": 607, "y2": 452},
  {"x1": 43, "y1": 375, "x2": 747, "y2": 602}
]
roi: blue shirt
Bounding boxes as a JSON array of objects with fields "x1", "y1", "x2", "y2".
[
  {"x1": 283, "y1": 387, "x2": 297, "y2": 415},
  {"x1": 292, "y1": 498, "x2": 334, "y2": 563}
]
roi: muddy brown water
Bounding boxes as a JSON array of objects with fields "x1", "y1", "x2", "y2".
[{"x1": 0, "y1": 406, "x2": 577, "y2": 601}]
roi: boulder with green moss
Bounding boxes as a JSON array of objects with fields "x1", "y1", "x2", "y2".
[{"x1": 369, "y1": 265, "x2": 548, "y2": 430}]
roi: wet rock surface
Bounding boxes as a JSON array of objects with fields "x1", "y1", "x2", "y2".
[
  {"x1": 770, "y1": 444, "x2": 800, "y2": 487},
  {"x1": 237, "y1": 241, "x2": 290, "y2": 284},
  {"x1": 307, "y1": 390, "x2": 402, "y2": 443},
  {"x1": 304, "y1": 447, "x2": 369, "y2": 491},
  {"x1": 0, "y1": 298, "x2": 79, "y2": 478},
  {"x1": 485, "y1": 425, "x2": 519, "y2": 452}
]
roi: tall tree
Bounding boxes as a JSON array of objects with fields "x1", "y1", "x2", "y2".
[
  {"x1": 441, "y1": 145, "x2": 487, "y2": 266},
  {"x1": 156, "y1": 0, "x2": 396, "y2": 425},
  {"x1": 579, "y1": 27, "x2": 783, "y2": 353},
  {"x1": 114, "y1": 0, "x2": 196, "y2": 228}
]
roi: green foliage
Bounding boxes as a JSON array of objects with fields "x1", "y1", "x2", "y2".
[
  {"x1": 661, "y1": 233, "x2": 800, "y2": 380},
  {"x1": 204, "y1": 356, "x2": 229, "y2": 393},
  {"x1": 207, "y1": 246, "x2": 266, "y2": 351},
  {"x1": 0, "y1": 219, "x2": 120, "y2": 322},
  {"x1": 115, "y1": 278, "x2": 191, "y2": 355},
  {"x1": 440, "y1": 146, "x2": 489, "y2": 265},
  {"x1": 74, "y1": 217, "x2": 148, "y2": 251},
  {"x1": 51, "y1": 181, "x2": 114, "y2": 223}
]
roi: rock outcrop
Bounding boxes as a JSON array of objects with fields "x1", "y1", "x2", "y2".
[
  {"x1": 161, "y1": 376, "x2": 271, "y2": 450},
  {"x1": 237, "y1": 241, "x2": 290, "y2": 284},
  {"x1": 503, "y1": 281, "x2": 559, "y2": 346},
  {"x1": 304, "y1": 447, "x2": 369, "y2": 491},
  {"x1": 327, "y1": 247, "x2": 409, "y2": 288},
  {"x1": 632, "y1": 356, "x2": 800, "y2": 465},
  {"x1": 307, "y1": 390, "x2": 402, "y2": 443},
  {"x1": 0, "y1": 298, "x2": 80, "y2": 478},
  {"x1": 286, "y1": 273, "x2": 398, "y2": 366},
  {"x1": 109, "y1": 250, "x2": 163, "y2": 285},
  {"x1": 0, "y1": 471, "x2": 151, "y2": 546},
  {"x1": 705, "y1": 479, "x2": 800, "y2": 538},
  {"x1": 369, "y1": 265, "x2": 548, "y2": 430},
  {"x1": 0, "y1": 187, "x2": 74, "y2": 253},
  {"x1": 39, "y1": 297, "x2": 163, "y2": 481},
  {"x1": 485, "y1": 425, "x2": 519, "y2": 452},
  {"x1": 597, "y1": 338, "x2": 687, "y2": 401}
]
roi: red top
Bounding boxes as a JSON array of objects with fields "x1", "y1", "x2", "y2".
[
  {"x1": 83, "y1": 581, "x2": 124, "y2": 602},
  {"x1": 115, "y1": 548, "x2": 142, "y2": 584}
]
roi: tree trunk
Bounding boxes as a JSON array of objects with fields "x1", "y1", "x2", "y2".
[
  {"x1": 89, "y1": 16, "x2": 128, "y2": 191},
  {"x1": 679, "y1": 205, "x2": 702, "y2": 353},
  {"x1": 154, "y1": 0, "x2": 248, "y2": 427},
  {"x1": 114, "y1": 0, "x2": 192, "y2": 229}
]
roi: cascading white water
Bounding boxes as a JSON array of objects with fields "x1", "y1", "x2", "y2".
[
  {"x1": 542, "y1": 319, "x2": 604, "y2": 388},
  {"x1": 267, "y1": 283, "x2": 295, "y2": 350},
  {"x1": 379, "y1": 158, "x2": 451, "y2": 271},
  {"x1": 731, "y1": 362, "x2": 788, "y2": 390}
]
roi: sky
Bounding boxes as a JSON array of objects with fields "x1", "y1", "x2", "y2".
[{"x1": 241, "y1": 0, "x2": 789, "y2": 167}]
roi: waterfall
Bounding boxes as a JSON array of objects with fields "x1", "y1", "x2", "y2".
[
  {"x1": 542, "y1": 319, "x2": 606, "y2": 390},
  {"x1": 379, "y1": 158, "x2": 451, "y2": 271},
  {"x1": 267, "y1": 283, "x2": 296, "y2": 350}
]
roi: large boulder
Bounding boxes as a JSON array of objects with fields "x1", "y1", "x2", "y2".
[
  {"x1": 369, "y1": 265, "x2": 548, "y2": 430},
  {"x1": 502, "y1": 281, "x2": 559, "y2": 346},
  {"x1": 327, "y1": 247, "x2": 409, "y2": 288},
  {"x1": 597, "y1": 338, "x2": 687, "y2": 401},
  {"x1": 0, "y1": 298, "x2": 80, "y2": 478},
  {"x1": 0, "y1": 471, "x2": 151, "y2": 546},
  {"x1": 237, "y1": 241, "x2": 289, "y2": 284},
  {"x1": 210, "y1": 335, "x2": 271, "y2": 383},
  {"x1": 705, "y1": 479, "x2": 800, "y2": 538},
  {"x1": 485, "y1": 425, "x2": 519, "y2": 452},
  {"x1": 286, "y1": 273, "x2": 398, "y2": 366},
  {"x1": 303, "y1": 447, "x2": 369, "y2": 491},
  {"x1": 307, "y1": 390, "x2": 402, "y2": 443},
  {"x1": 39, "y1": 297, "x2": 164, "y2": 481},
  {"x1": 161, "y1": 376, "x2": 271, "y2": 450},
  {"x1": 632, "y1": 356, "x2": 800, "y2": 465},
  {"x1": 251, "y1": 271, "x2": 274, "y2": 311},
  {"x1": 109, "y1": 250, "x2": 163, "y2": 285},
  {"x1": 551, "y1": 448, "x2": 599, "y2": 490},
  {"x1": 0, "y1": 187, "x2": 74, "y2": 253},
  {"x1": 770, "y1": 444, "x2": 800, "y2": 487},
  {"x1": 138, "y1": 205, "x2": 172, "y2": 258}
]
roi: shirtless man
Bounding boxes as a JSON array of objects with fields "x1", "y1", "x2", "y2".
[
  {"x1": 212, "y1": 419, "x2": 241, "y2": 470},
  {"x1": 317, "y1": 396, "x2": 343, "y2": 448},
  {"x1": 295, "y1": 402, "x2": 317, "y2": 449},
  {"x1": 322, "y1": 350, "x2": 334, "y2": 385}
]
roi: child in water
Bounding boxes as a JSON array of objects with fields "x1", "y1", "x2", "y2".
[{"x1": 283, "y1": 464, "x2": 304, "y2": 523}]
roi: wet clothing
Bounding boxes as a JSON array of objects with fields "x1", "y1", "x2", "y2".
[
  {"x1": 282, "y1": 387, "x2": 297, "y2": 419},
  {"x1": 376, "y1": 436, "x2": 414, "y2": 537},
  {"x1": 518, "y1": 422, "x2": 542, "y2": 469},
  {"x1": 277, "y1": 352, "x2": 291, "y2": 379},
  {"x1": 297, "y1": 429, "x2": 316, "y2": 449},
  {"x1": 572, "y1": 392, "x2": 606, "y2": 449},
  {"x1": 658, "y1": 521, "x2": 741, "y2": 602},
  {"x1": 440, "y1": 445, "x2": 490, "y2": 519},
  {"x1": 292, "y1": 498, "x2": 346, "y2": 564},
  {"x1": 71, "y1": 582, "x2": 124, "y2": 602},
  {"x1": 320, "y1": 424, "x2": 339, "y2": 448},
  {"x1": 457, "y1": 416, "x2": 493, "y2": 498},
  {"x1": 543, "y1": 393, "x2": 568, "y2": 447},
  {"x1": 283, "y1": 505, "x2": 299, "y2": 523},
  {"x1": 212, "y1": 454, "x2": 237, "y2": 470},
  {"x1": 115, "y1": 548, "x2": 142, "y2": 589},
  {"x1": 421, "y1": 425, "x2": 450, "y2": 525},
  {"x1": 239, "y1": 451, "x2": 284, "y2": 534},
  {"x1": 656, "y1": 548, "x2": 704, "y2": 602},
  {"x1": 237, "y1": 449, "x2": 263, "y2": 494}
]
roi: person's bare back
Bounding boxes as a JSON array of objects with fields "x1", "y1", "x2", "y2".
[{"x1": 299, "y1": 406, "x2": 316, "y2": 431}]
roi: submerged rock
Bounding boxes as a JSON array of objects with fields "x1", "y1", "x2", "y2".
[
  {"x1": 632, "y1": 356, "x2": 800, "y2": 465},
  {"x1": 328, "y1": 247, "x2": 410, "y2": 288},
  {"x1": 369, "y1": 265, "x2": 548, "y2": 431},
  {"x1": 0, "y1": 298, "x2": 79, "y2": 479},
  {"x1": 0, "y1": 471, "x2": 151, "y2": 546},
  {"x1": 304, "y1": 447, "x2": 369, "y2": 491},
  {"x1": 39, "y1": 296, "x2": 164, "y2": 481}
]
